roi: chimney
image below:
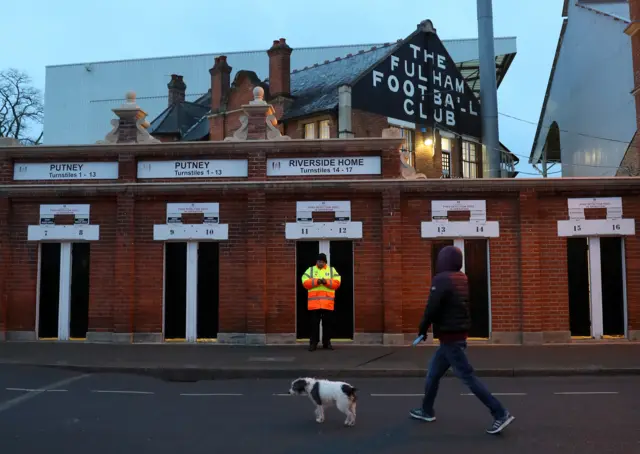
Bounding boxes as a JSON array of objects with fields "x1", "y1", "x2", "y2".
[
  {"x1": 209, "y1": 56, "x2": 232, "y2": 111},
  {"x1": 267, "y1": 38, "x2": 293, "y2": 98},
  {"x1": 167, "y1": 74, "x2": 186, "y2": 106}
]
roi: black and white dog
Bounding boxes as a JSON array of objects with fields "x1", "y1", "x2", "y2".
[{"x1": 289, "y1": 377, "x2": 357, "y2": 426}]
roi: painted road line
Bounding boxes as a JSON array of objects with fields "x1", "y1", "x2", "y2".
[
  {"x1": 180, "y1": 393, "x2": 243, "y2": 396},
  {"x1": 553, "y1": 391, "x2": 619, "y2": 395},
  {"x1": 0, "y1": 374, "x2": 90, "y2": 414},
  {"x1": 91, "y1": 390, "x2": 155, "y2": 395},
  {"x1": 5, "y1": 388, "x2": 68, "y2": 392},
  {"x1": 273, "y1": 393, "x2": 293, "y2": 396},
  {"x1": 370, "y1": 394, "x2": 424, "y2": 397},
  {"x1": 461, "y1": 392, "x2": 527, "y2": 396}
]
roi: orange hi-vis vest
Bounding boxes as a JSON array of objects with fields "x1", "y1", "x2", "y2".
[{"x1": 302, "y1": 265, "x2": 341, "y2": 311}]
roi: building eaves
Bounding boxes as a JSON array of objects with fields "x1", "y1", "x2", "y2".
[
  {"x1": 575, "y1": 2, "x2": 631, "y2": 23},
  {"x1": 529, "y1": 18, "x2": 569, "y2": 164}
]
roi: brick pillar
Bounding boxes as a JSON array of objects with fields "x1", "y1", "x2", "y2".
[
  {"x1": 382, "y1": 189, "x2": 404, "y2": 344},
  {"x1": 0, "y1": 197, "x2": 8, "y2": 341},
  {"x1": 518, "y1": 189, "x2": 543, "y2": 344},
  {"x1": 113, "y1": 189, "x2": 136, "y2": 343},
  {"x1": 245, "y1": 151, "x2": 267, "y2": 344}
]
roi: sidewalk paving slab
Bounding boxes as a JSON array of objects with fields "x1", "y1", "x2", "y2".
[{"x1": 1, "y1": 341, "x2": 639, "y2": 381}]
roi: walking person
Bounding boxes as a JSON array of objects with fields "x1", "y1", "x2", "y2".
[
  {"x1": 301, "y1": 253, "x2": 341, "y2": 351},
  {"x1": 409, "y1": 245, "x2": 515, "y2": 435}
]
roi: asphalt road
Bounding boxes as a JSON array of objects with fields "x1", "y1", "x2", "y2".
[{"x1": 0, "y1": 364, "x2": 638, "y2": 454}]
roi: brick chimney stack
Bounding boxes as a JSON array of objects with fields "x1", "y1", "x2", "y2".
[
  {"x1": 167, "y1": 74, "x2": 186, "y2": 106},
  {"x1": 267, "y1": 38, "x2": 293, "y2": 98},
  {"x1": 209, "y1": 56, "x2": 232, "y2": 111}
]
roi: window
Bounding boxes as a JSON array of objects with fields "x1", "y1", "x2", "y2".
[
  {"x1": 462, "y1": 140, "x2": 478, "y2": 178},
  {"x1": 441, "y1": 151, "x2": 451, "y2": 178},
  {"x1": 304, "y1": 122, "x2": 316, "y2": 139},
  {"x1": 319, "y1": 120, "x2": 330, "y2": 139},
  {"x1": 441, "y1": 137, "x2": 452, "y2": 178}
]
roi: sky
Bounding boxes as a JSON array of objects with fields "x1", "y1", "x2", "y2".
[{"x1": 1, "y1": 0, "x2": 566, "y2": 177}]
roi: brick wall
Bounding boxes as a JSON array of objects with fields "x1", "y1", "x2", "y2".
[{"x1": 0, "y1": 139, "x2": 639, "y2": 344}]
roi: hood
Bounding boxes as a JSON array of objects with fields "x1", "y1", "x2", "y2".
[{"x1": 435, "y1": 245, "x2": 463, "y2": 273}]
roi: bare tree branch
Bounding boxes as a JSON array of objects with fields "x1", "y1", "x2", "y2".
[{"x1": 0, "y1": 68, "x2": 44, "y2": 145}]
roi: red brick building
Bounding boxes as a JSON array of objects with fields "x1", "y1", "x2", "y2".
[
  {"x1": 0, "y1": 21, "x2": 638, "y2": 346},
  {"x1": 149, "y1": 21, "x2": 519, "y2": 179}
]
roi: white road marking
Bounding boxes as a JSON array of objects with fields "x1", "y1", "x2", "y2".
[
  {"x1": 180, "y1": 393, "x2": 243, "y2": 396},
  {"x1": 6, "y1": 388, "x2": 68, "y2": 393},
  {"x1": 553, "y1": 391, "x2": 619, "y2": 395},
  {"x1": 461, "y1": 393, "x2": 527, "y2": 396},
  {"x1": 273, "y1": 393, "x2": 292, "y2": 396},
  {"x1": 0, "y1": 374, "x2": 90, "y2": 414},
  {"x1": 91, "y1": 390, "x2": 154, "y2": 395},
  {"x1": 370, "y1": 394, "x2": 424, "y2": 397}
]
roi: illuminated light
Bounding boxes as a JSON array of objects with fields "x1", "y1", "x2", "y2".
[{"x1": 424, "y1": 138, "x2": 433, "y2": 146}]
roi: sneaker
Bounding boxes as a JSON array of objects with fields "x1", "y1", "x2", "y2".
[
  {"x1": 409, "y1": 408, "x2": 436, "y2": 422},
  {"x1": 486, "y1": 412, "x2": 515, "y2": 435}
]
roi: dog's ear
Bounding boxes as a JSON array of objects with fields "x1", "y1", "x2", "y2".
[{"x1": 292, "y1": 378, "x2": 307, "y2": 393}]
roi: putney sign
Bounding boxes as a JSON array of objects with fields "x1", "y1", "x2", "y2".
[{"x1": 351, "y1": 23, "x2": 482, "y2": 138}]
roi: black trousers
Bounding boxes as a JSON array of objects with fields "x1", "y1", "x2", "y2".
[{"x1": 309, "y1": 309, "x2": 333, "y2": 347}]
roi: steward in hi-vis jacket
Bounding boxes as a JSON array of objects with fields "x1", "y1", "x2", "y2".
[{"x1": 302, "y1": 253, "x2": 341, "y2": 351}]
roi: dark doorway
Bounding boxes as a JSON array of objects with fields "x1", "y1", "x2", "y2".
[
  {"x1": 296, "y1": 241, "x2": 320, "y2": 339},
  {"x1": 329, "y1": 241, "x2": 355, "y2": 339},
  {"x1": 567, "y1": 237, "x2": 591, "y2": 337},
  {"x1": 197, "y1": 242, "x2": 219, "y2": 339},
  {"x1": 431, "y1": 240, "x2": 454, "y2": 275},
  {"x1": 69, "y1": 243, "x2": 90, "y2": 339},
  {"x1": 600, "y1": 237, "x2": 625, "y2": 337},
  {"x1": 464, "y1": 239, "x2": 490, "y2": 338},
  {"x1": 38, "y1": 243, "x2": 61, "y2": 338},
  {"x1": 164, "y1": 242, "x2": 187, "y2": 339}
]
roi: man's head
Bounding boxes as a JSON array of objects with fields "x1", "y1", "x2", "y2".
[
  {"x1": 435, "y1": 245, "x2": 463, "y2": 273},
  {"x1": 316, "y1": 253, "x2": 327, "y2": 268}
]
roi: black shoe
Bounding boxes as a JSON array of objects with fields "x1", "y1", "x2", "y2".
[
  {"x1": 323, "y1": 344, "x2": 333, "y2": 350},
  {"x1": 308, "y1": 344, "x2": 317, "y2": 352}
]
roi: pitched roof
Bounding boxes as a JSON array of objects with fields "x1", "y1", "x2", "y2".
[
  {"x1": 149, "y1": 91, "x2": 211, "y2": 137},
  {"x1": 281, "y1": 44, "x2": 395, "y2": 120}
]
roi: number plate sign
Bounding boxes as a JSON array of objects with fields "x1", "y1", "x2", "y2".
[
  {"x1": 285, "y1": 221, "x2": 363, "y2": 240},
  {"x1": 557, "y1": 219, "x2": 635, "y2": 237},
  {"x1": 558, "y1": 197, "x2": 635, "y2": 237},
  {"x1": 27, "y1": 225, "x2": 100, "y2": 241},
  {"x1": 421, "y1": 221, "x2": 499, "y2": 239},
  {"x1": 153, "y1": 224, "x2": 229, "y2": 241}
]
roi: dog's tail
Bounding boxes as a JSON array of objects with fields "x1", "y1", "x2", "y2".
[{"x1": 341, "y1": 384, "x2": 358, "y2": 402}]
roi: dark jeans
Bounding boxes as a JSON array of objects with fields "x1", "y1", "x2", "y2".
[
  {"x1": 309, "y1": 309, "x2": 332, "y2": 346},
  {"x1": 422, "y1": 340, "x2": 507, "y2": 419}
]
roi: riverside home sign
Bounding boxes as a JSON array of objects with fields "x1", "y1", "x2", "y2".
[
  {"x1": 351, "y1": 21, "x2": 482, "y2": 138},
  {"x1": 267, "y1": 156, "x2": 381, "y2": 176}
]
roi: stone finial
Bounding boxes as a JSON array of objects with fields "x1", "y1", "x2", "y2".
[
  {"x1": 250, "y1": 86, "x2": 266, "y2": 105},
  {"x1": 224, "y1": 87, "x2": 291, "y2": 141},
  {"x1": 383, "y1": 128, "x2": 427, "y2": 179},
  {"x1": 96, "y1": 91, "x2": 161, "y2": 144},
  {"x1": 418, "y1": 19, "x2": 436, "y2": 34},
  {"x1": 382, "y1": 128, "x2": 402, "y2": 139}
]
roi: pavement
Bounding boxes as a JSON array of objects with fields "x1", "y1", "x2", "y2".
[
  {"x1": 1, "y1": 341, "x2": 640, "y2": 380},
  {"x1": 0, "y1": 364, "x2": 638, "y2": 453}
]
